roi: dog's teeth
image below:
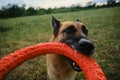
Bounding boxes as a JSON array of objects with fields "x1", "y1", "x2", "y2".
[
  {"x1": 74, "y1": 50, "x2": 77, "y2": 53},
  {"x1": 73, "y1": 62, "x2": 75, "y2": 66}
]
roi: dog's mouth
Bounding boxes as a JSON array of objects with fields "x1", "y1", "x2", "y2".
[
  {"x1": 61, "y1": 37, "x2": 94, "y2": 72},
  {"x1": 66, "y1": 45, "x2": 82, "y2": 72},
  {"x1": 67, "y1": 58, "x2": 82, "y2": 72}
]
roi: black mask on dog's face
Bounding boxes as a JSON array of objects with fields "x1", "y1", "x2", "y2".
[
  {"x1": 52, "y1": 16, "x2": 95, "y2": 72},
  {"x1": 61, "y1": 37, "x2": 94, "y2": 71}
]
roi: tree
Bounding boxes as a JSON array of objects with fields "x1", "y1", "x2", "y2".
[
  {"x1": 26, "y1": 7, "x2": 37, "y2": 16},
  {"x1": 0, "y1": 4, "x2": 26, "y2": 18},
  {"x1": 46, "y1": 8, "x2": 52, "y2": 14},
  {"x1": 37, "y1": 8, "x2": 47, "y2": 15},
  {"x1": 107, "y1": 0, "x2": 116, "y2": 5}
]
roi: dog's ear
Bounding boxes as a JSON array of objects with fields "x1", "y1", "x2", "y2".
[
  {"x1": 52, "y1": 16, "x2": 60, "y2": 36},
  {"x1": 76, "y1": 19, "x2": 81, "y2": 22}
]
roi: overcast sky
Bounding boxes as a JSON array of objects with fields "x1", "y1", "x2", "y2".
[{"x1": 0, "y1": 0, "x2": 107, "y2": 9}]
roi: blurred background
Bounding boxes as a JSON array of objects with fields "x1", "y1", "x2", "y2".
[{"x1": 0, "y1": 0, "x2": 120, "y2": 80}]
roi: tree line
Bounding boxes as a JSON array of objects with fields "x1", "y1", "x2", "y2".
[{"x1": 0, "y1": 1, "x2": 120, "y2": 18}]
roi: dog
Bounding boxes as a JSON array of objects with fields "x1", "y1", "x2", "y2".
[{"x1": 46, "y1": 16, "x2": 94, "y2": 80}]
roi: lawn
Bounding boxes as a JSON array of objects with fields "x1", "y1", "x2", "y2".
[{"x1": 0, "y1": 7, "x2": 120, "y2": 80}]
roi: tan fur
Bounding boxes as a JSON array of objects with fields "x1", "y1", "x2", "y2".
[{"x1": 46, "y1": 21, "x2": 85, "y2": 80}]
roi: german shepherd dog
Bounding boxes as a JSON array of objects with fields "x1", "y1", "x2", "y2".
[{"x1": 46, "y1": 16, "x2": 94, "y2": 80}]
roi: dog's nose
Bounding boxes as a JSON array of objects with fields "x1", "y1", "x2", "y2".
[{"x1": 77, "y1": 39, "x2": 94, "y2": 55}]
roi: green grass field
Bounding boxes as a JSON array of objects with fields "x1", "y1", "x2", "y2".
[{"x1": 0, "y1": 7, "x2": 120, "y2": 80}]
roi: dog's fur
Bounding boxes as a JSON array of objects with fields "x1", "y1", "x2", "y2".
[{"x1": 46, "y1": 16, "x2": 94, "y2": 80}]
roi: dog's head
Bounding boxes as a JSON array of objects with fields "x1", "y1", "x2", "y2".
[{"x1": 51, "y1": 16, "x2": 95, "y2": 72}]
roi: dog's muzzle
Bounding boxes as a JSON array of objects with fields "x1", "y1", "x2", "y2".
[
  {"x1": 61, "y1": 37, "x2": 95, "y2": 72},
  {"x1": 75, "y1": 38, "x2": 94, "y2": 56}
]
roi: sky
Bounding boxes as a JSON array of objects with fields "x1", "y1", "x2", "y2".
[{"x1": 0, "y1": 0, "x2": 108, "y2": 9}]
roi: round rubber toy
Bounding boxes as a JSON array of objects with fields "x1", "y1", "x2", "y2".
[{"x1": 0, "y1": 42, "x2": 107, "y2": 80}]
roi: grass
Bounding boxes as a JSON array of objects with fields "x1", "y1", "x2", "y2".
[{"x1": 0, "y1": 7, "x2": 120, "y2": 80}]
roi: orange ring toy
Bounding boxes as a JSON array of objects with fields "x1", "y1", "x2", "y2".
[{"x1": 0, "y1": 42, "x2": 107, "y2": 80}]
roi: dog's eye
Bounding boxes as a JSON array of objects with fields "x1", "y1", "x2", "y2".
[
  {"x1": 82, "y1": 25, "x2": 88, "y2": 36},
  {"x1": 63, "y1": 25, "x2": 77, "y2": 35}
]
